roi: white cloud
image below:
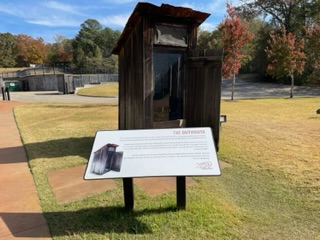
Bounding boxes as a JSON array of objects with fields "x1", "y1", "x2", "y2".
[
  {"x1": 207, "y1": 1, "x2": 225, "y2": 12},
  {"x1": 100, "y1": 13, "x2": 130, "y2": 28},
  {"x1": 0, "y1": 3, "x2": 24, "y2": 16},
  {"x1": 27, "y1": 17, "x2": 80, "y2": 27},
  {"x1": 44, "y1": 1, "x2": 82, "y2": 15},
  {"x1": 180, "y1": 3, "x2": 196, "y2": 9},
  {"x1": 181, "y1": 0, "x2": 241, "y2": 15},
  {"x1": 179, "y1": 1, "x2": 221, "y2": 12},
  {"x1": 179, "y1": 0, "x2": 243, "y2": 31},
  {"x1": 0, "y1": 1, "x2": 83, "y2": 27},
  {"x1": 200, "y1": 22, "x2": 216, "y2": 31},
  {"x1": 2, "y1": 1, "x2": 89, "y2": 29}
]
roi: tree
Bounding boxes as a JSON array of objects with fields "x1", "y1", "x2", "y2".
[
  {"x1": 236, "y1": 0, "x2": 320, "y2": 87},
  {"x1": 218, "y1": 3, "x2": 254, "y2": 100},
  {"x1": 245, "y1": 20, "x2": 274, "y2": 76},
  {"x1": 81, "y1": 19, "x2": 103, "y2": 32},
  {"x1": 72, "y1": 19, "x2": 120, "y2": 70},
  {"x1": 98, "y1": 27, "x2": 121, "y2": 57},
  {"x1": 0, "y1": 33, "x2": 17, "y2": 67},
  {"x1": 47, "y1": 35, "x2": 73, "y2": 65},
  {"x1": 72, "y1": 19, "x2": 103, "y2": 67},
  {"x1": 197, "y1": 29, "x2": 222, "y2": 49},
  {"x1": 265, "y1": 25, "x2": 306, "y2": 98},
  {"x1": 15, "y1": 34, "x2": 48, "y2": 66},
  {"x1": 236, "y1": 0, "x2": 319, "y2": 34},
  {"x1": 304, "y1": 23, "x2": 320, "y2": 86}
]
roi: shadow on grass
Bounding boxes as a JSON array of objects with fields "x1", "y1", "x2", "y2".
[
  {"x1": 24, "y1": 137, "x2": 94, "y2": 161},
  {"x1": 1, "y1": 206, "x2": 177, "y2": 238}
]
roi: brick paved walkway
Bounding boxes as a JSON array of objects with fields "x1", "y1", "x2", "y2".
[{"x1": 0, "y1": 101, "x2": 51, "y2": 239}]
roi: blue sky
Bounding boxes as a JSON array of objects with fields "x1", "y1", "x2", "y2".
[{"x1": 0, "y1": 0, "x2": 240, "y2": 43}]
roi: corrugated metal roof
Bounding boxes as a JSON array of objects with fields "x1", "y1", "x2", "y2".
[{"x1": 112, "y1": 2, "x2": 210, "y2": 54}]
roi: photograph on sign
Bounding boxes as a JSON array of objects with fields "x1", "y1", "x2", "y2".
[
  {"x1": 84, "y1": 127, "x2": 221, "y2": 180},
  {"x1": 90, "y1": 143, "x2": 123, "y2": 175}
]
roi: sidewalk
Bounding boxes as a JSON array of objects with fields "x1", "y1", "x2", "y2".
[{"x1": 0, "y1": 101, "x2": 51, "y2": 239}]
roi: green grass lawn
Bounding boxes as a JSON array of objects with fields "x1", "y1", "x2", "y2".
[
  {"x1": 14, "y1": 97, "x2": 320, "y2": 239},
  {"x1": 76, "y1": 83, "x2": 118, "y2": 97},
  {"x1": 0, "y1": 67, "x2": 27, "y2": 73}
]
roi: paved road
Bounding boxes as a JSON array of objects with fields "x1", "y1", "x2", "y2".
[
  {"x1": 7, "y1": 79, "x2": 320, "y2": 103},
  {"x1": 222, "y1": 78, "x2": 320, "y2": 99}
]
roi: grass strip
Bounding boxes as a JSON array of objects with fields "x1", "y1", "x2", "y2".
[{"x1": 76, "y1": 83, "x2": 118, "y2": 97}]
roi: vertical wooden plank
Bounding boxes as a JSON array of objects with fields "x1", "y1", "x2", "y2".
[
  {"x1": 119, "y1": 18, "x2": 146, "y2": 209},
  {"x1": 132, "y1": 23, "x2": 138, "y2": 128},
  {"x1": 143, "y1": 17, "x2": 154, "y2": 129},
  {"x1": 185, "y1": 49, "x2": 223, "y2": 150},
  {"x1": 188, "y1": 24, "x2": 198, "y2": 50},
  {"x1": 118, "y1": 49, "x2": 126, "y2": 130},
  {"x1": 120, "y1": 38, "x2": 135, "y2": 209}
]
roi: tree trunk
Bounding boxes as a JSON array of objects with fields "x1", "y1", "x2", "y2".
[
  {"x1": 231, "y1": 73, "x2": 236, "y2": 101},
  {"x1": 290, "y1": 71, "x2": 294, "y2": 98}
]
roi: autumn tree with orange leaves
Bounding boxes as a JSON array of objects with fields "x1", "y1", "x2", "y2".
[
  {"x1": 47, "y1": 35, "x2": 73, "y2": 65},
  {"x1": 219, "y1": 3, "x2": 253, "y2": 100},
  {"x1": 15, "y1": 34, "x2": 48, "y2": 66},
  {"x1": 266, "y1": 26, "x2": 306, "y2": 98}
]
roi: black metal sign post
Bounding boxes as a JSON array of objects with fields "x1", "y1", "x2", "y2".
[
  {"x1": 123, "y1": 178, "x2": 134, "y2": 210},
  {"x1": 176, "y1": 176, "x2": 186, "y2": 210},
  {"x1": 1, "y1": 87, "x2": 10, "y2": 101},
  {"x1": 1, "y1": 87, "x2": 5, "y2": 100},
  {"x1": 6, "y1": 87, "x2": 10, "y2": 101},
  {"x1": 123, "y1": 176, "x2": 186, "y2": 210}
]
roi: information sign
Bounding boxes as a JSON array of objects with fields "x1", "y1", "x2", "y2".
[{"x1": 84, "y1": 127, "x2": 221, "y2": 180}]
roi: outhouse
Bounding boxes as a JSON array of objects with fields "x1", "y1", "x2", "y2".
[{"x1": 112, "y1": 2, "x2": 223, "y2": 209}]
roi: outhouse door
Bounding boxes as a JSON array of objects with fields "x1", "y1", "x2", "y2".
[
  {"x1": 185, "y1": 49, "x2": 223, "y2": 149},
  {"x1": 152, "y1": 48, "x2": 223, "y2": 211},
  {"x1": 153, "y1": 48, "x2": 223, "y2": 148}
]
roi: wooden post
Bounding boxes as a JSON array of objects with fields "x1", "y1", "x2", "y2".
[
  {"x1": 123, "y1": 178, "x2": 134, "y2": 210},
  {"x1": 176, "y1": 176, "x2": 186, "y2": 210}
]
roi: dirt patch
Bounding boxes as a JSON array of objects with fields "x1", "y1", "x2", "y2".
[
  {"x1": 47, "y1": 165, "x2": 118, "y2": 203},
  {"x1": 134, "y1": 177, "x2": 197, "y2": 197}
]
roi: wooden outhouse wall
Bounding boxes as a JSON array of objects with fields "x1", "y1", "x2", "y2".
[
  {"x1": 185, "y1": 49, "x2": 223, "y2": 149},
  {"x1": 118, "y1": 17, "x2": 153, "y2": 130}
]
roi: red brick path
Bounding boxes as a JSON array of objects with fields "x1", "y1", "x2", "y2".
[{"x1": 0, "y1": 101, "x2": 51, "y2": 239}]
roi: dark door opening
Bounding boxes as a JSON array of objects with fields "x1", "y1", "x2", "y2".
[{"x1": 153, "y1": 49, "x2": 185, "y2": 122}]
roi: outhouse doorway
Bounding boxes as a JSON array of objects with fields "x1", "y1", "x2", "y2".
[{"x1": 153, "y1": 48, "x2": 185, "y2": 122}]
